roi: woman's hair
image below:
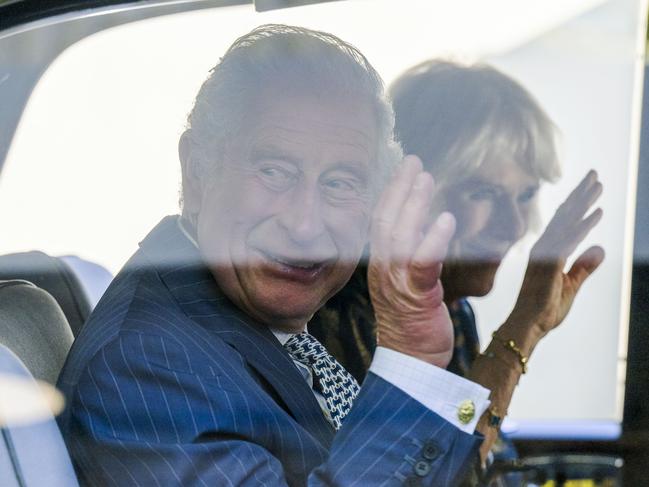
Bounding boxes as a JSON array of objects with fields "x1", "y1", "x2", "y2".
[{"x1": 390, "y1": 60, "x2": 561, "y2": 203}]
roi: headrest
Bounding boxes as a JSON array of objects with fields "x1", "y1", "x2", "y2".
[
  {"x1": 0, "y1": 280, "x2": 73, "y2": 385},
  {"x1": 0, "y1": 251, "x2": 92, "y2": 336}
]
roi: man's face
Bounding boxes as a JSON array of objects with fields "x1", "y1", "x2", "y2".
[
  {"x1": 440, "y1": 153, "x2": 540, "y2": 300},
  {"x1": 193, "y1": 91, "x2": 377, "y2": 331}
]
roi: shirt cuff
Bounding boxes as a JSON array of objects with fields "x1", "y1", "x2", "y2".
[{"x1": 369, "y1": 346, "x2": 491, "y2": 434}]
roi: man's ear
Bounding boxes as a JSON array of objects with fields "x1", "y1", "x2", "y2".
[{"x1": 179, "y1": 130, "x2": 202, "y2": 216}]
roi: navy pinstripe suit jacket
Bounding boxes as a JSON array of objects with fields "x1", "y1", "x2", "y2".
[{"x1": 57, "y1": 216, "x2": 481, "y2": 486}]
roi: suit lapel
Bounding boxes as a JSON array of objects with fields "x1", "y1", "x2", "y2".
[
  {"x1": 214, "y1": 323, "x2": 335, "y2": 449},
  {"x1": 140, "y1": 216, "x2": 335, "y2": 448}
]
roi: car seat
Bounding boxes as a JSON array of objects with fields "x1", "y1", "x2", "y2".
[
  {"x1": 0, "y1": 251, "x2": 99, "y2": 337},
  {"x1": 0, "y1": 280, "x2": 73, "y2": 385},
  {"x1": 0, "y1": 343, "x2": 78, "y2": 486}
]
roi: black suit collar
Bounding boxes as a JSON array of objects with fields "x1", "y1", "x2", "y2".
[{"x1": 138, "y1": 216, "x2": 335, "y2": 448}]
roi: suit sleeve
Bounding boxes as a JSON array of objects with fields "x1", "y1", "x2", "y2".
[
  {"x1": 314, "y1": 372, "x2": 482, "y2": 486},
  {"x1": 65, "y1": 331, "x2": 481, "y2": 487}
]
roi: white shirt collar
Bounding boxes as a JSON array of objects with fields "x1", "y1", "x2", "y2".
[
  {"x1": 177, "y1": 216, "x2": 199, "y2": 249},
  {"x1": 271, "y1": 329, "x2": 294, "y2": 346},
  {"x1": 271, "y1": 326, "x2": 308, "y2": 345}
]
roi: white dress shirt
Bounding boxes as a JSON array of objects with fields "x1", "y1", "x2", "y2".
[{"x1": 273, "y1": 328, "x2": 489, "y2": 434}]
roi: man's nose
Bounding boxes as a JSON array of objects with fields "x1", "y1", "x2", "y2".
[
  {"x1": 278, "y1": 184, "x2": 327, "y2": 245},
  {"x1": 495, "y1": 198, "x2": 527, "y2": 242}
]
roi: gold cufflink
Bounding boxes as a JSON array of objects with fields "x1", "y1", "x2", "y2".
[{"x1": 457, "y1": 399, "x2": 475, "y2": 424}]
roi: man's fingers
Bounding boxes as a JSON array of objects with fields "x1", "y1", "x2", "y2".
[
  {"x1": 372, "y1": 156, "x2": 422, "y2": 230},
  {"x1": 389, "y1": 172, "x2": 435, "y2": 261},
  {"x1": 566, "y1": 245, "x2": 605, "y2": 291},
  {"x1": 409, "y1": 212, "x2": 456, "y2": 291},
  {"x1": 371, "y1": 156, "x2": 422, "y2": 264}
]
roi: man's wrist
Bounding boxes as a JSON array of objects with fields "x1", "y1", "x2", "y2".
[
  {"x1": 378, "y1": 342, "x2": 451, "y2": 369},
  {"x1": 370, "y1": 347, "x2": 491, "y2": 434}
]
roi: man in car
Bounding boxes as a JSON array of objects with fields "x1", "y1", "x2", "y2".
[{"x1": 56, "y1": 24, "x2": 603, "y2": 486}]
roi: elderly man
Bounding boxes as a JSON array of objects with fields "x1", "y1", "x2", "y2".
[{"x1": 57, "y1": 25, "x2": 602, "y2": 486}]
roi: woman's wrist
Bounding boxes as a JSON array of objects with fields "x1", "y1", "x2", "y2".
[{"x1": 496, "y1": 316, "x2": 545, "y2": 358}]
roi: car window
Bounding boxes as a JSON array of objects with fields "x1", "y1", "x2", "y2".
[{"x1": 0, "y1": 0, "x2": 644, "y2": 440}]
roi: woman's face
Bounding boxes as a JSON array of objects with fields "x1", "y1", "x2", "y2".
[{"x1": 438, "y1": 153, "x2": 541, "y2": 301}]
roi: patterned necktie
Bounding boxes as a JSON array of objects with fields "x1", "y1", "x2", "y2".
[{"x1": 284, "y1": 332, "x2": 360, "y2": 430}]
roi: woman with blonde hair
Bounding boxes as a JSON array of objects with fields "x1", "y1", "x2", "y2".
[
  {"x1": 310, "y1": 61, "x2": 603, "y2": 477},
  {"x1": 312, "y1": 60, "x2": 562, "y2": 379}
]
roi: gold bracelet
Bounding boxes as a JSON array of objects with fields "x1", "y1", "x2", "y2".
[{"x1": 491, "y1": 332, "x2": 528, "y2": 374}]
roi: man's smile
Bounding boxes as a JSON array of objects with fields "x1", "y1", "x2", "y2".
[{"x1": 254, "y1": 247, "x2": 331, "y2": 283}]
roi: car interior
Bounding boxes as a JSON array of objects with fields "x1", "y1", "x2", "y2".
[{"x1": 0, "y1": 0, "x2": 648, "y2": 485}]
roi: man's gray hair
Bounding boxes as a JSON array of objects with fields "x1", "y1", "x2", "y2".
[
  {"x1": 181, "y1": 24, "x2": 401, "y2": 213},
  {"x1": 390, "y1": 60, "x2": 561, "y2": 189}
]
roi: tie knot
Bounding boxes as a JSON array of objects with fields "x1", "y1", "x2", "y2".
[{"x1": 284, "y1": 332, "x2": 329, "y2": 365}]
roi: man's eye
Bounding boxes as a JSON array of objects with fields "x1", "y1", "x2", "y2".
[
  {"x1": 325, "y1": 179, "x2": 355, "y2": 191},
  {"x1": 322, "y1": 177, "x2": 364, "y2": 200},
  {"x1": 257, "y1": 165, "x2": 296, "y2": 189},
  {"x1": 260, "y1": 167, "x2": 283, "y2": 178}
]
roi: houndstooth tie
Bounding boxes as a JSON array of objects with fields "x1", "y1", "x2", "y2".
[{"x1": 284, "y1": 332, "x2": 360, "y2": 430}]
